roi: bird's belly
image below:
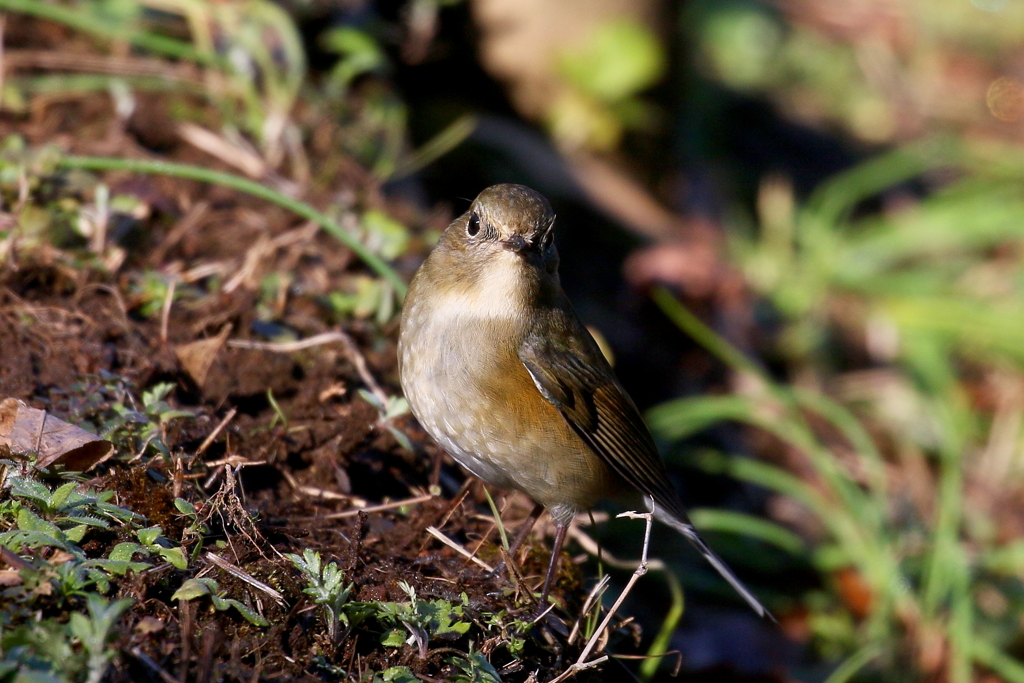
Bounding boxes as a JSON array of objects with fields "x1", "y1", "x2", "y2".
[{"x1": 399, "y1": 313, "x2": 610, "y2": 515}]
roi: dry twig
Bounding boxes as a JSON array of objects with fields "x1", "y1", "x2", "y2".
[
  {"x1": 302, "y1": 493, "x2": 436, "y2": 521},
  {"x1": 204, "y1": 552, "x2": 286, "y2": 606},
  {"x1": 546, "y1": 510, "x2": 656, "y2": 683},
  {"x1": 425, "y1": 526, "x2": 494, "y2": 571},
  {"x1": 196, "y1": 408, "x2": 237, "y2": 457}
]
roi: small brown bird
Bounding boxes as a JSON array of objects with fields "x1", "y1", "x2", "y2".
[{"x1": 398, "y1": 184, "x2": 768, "y2": 618}]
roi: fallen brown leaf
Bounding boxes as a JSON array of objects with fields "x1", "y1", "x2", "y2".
[
  {"x1": 175, "y1": 325, "x2": 233, "y2": 387},
  {"x1": 0, "y1": 398, "x2": 115, "y2": 471}
]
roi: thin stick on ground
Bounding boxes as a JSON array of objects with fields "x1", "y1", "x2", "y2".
[
  {"x1": 315, "y1": 494, "x2": 436, "y2": 520},
  {"x1": 425, "y1": 526, "x2": 493, "y2": 571},
  {"x1": 196, "y1": 407, "x2": 237, "y2": 457},
  {"x1": 204, "y1": 552, "x2": 286, "y2": 606},
  {"x1": 159, "y1": 277, "x2": 176, "y2": 344},
  {"x1": 547, "y1": 510, "x2": 655, "y2": 683},
  {"x1": 567, "y1": 574, "x2": 611, "y2": 645}
]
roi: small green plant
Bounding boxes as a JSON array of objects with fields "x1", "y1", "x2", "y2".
[
  {"x1": 356, "y1": 390, "x2": 412, "y2": 451},
  {"x1": 550, "y1": 18, "x2": 664, "y2": 151},
  {"x1": 328, "y1": 276, "x2": 398, "y2": 324},
  {"x1": 320, "y1": 26, "x2": 387, "y2": 98},
  {"x1": 171, "y1": 578, "x2": 269, "y2": 626},
  {"x1": 448, "y1": 648, "x2": 503, "y2": 683},
  {"x1": 6, "y1": 477, "x2": 140, "y2": 528},
  {"x1": 286, "y1": 549, "x2": 353, "y2": 642},
  {"x1": 55, "y1": 374, "x2": 194, "y2": 461},
  {"x1": 173, "y1": 497, "x2": 210, "y2": 560},
  {"x1": 375, "y1": 582, "x2": 471, "y2": 659},
  {"x1": 372, "y1": 666, "x2": 422, "y2": 683},
  {"x1": 0, "y1": 594, "x2": 131, "y2": 683},
  {"x1": 0, "y1": 473, "x2": 157, "y2": 600},
  {"x1": 479, "y1": 609, "x2": 529, "y2": 658},
  {"x1": 1, "y1": 476, "x2": 141, "y2": 559},
  {"x1": 73, "y1": 595, "x2": 133, "y2": 683},
  {"x1": 108, "y1": 525, "x2": 188, "y2": 570},
  {"x1": 130, "y1": 270, "x2": 177, "y2": 319}
]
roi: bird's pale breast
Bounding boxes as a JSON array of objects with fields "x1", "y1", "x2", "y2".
[{"x1": 399, "y1": 281, "x2": 612, "y2": 524}]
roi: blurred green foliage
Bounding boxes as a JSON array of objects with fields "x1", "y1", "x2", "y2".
[
  {"x1": 649, "y1": 137, "x2": 1024, "y2": 681},
  {"x1": 692, "y1": 0, "x2": 1024, "y2": 143},
  {"x1": 551, "y1": 18, "x2": 665, "y2": 151},
  {"x1": 674, "y1": 2, "x2": 1024, "y2": 677}
]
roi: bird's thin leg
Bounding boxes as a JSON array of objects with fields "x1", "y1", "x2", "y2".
[
  {"x1": 507, "y1": 503, "x2": 544, "y2": 559},
  {"x1": 491, "y1": 503, "x2": 544, "y2": 577},
  {"x1": 538, "y1": 521, "x2": 569, "y2": 611}
]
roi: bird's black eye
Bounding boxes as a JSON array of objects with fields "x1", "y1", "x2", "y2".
[{"x1": 467, "y1": 212, "x2": 481, "y2": 237}]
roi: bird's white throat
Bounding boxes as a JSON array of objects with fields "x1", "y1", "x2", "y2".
[{"x1": 429, "y1": 251, "x2": 528, "y2": 322}]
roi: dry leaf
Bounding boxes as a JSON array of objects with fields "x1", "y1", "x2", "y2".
[
  {"x1": 0, "y1": 398, "x2": 115, "y2": 471},
  {"x1": 135, "y1": 616, "x2": 166, "y2": 635},
  {"x1": 0, "y1": 570, "x2": 23, "y2": 587},
  {"x1": 176, "y1": 325, "x2": 232, "y2": 387}
]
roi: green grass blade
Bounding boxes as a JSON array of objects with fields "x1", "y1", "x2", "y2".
[
  {"x1": 639, "y1": 570, "x2": 684, "y2": 681},
  {"x1": 973, "y1": 640, "x2": 1024, "y2": 683},
  {"x1": 651, "y1": 286, "x2": 767, "y2": 380},
  {"x1": 688, "y1": 508, "x2": 806, "y2": 555},
  {"x1": 482, "y1": 487, "x2": 509, "y2": 551},
  {"x1": 0, "y1": 0, "x2": 216, "y2": 66},
  {"x1": 821, "y1": 643, "x2": 881, "y2": 683},
  {"x1": 57, "y1": 155, "x2": 407, "y2": 298}
]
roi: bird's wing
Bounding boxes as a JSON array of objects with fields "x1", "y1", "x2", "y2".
[
  {"x1": 519, "y1": 306, "x2": 774, "y2": 620},
  {"x1": 517, "y1": 308, "x2": 685, "y2": 519}
]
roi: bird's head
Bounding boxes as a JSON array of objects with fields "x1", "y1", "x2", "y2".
[{"x1": 424, "y1": 184, "x2": 561, "y2": 309}]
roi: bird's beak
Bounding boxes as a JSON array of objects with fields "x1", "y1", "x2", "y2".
[{"x1": 503, "y1": 235, "x2": 529, "y2": 253}]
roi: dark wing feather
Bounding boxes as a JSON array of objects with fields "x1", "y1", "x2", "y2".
[
  {"x1": 518, "y1": 308, "x2": 687, "y2": 521},
  {"x1": 519, "y1": 304, "x2": 774, "y2": 620}
]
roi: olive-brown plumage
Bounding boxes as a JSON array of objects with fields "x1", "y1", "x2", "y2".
[{"x1": 399, "y1": 184, "x2": 769, "y2": 618}]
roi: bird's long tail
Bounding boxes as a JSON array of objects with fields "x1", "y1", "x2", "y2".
[{"x1": 651, "y1": 501, "x2": 775, "y2": 622}]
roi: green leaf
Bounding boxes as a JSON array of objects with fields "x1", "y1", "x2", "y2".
[
  {"x1": 646, "y1": 395, "x2": 757, "y2": 441},
  {"x1": 136, "y1": 526, "x2": 162, "y2": 547},
  {"x1": 385, "y1": 396, "x2": 410, "y2": 420},
  {"x1": 48, "y1": 481, "x2": 78, "y2": 510},
  {"x1": 386, "y1": 425, "x2": 413, "y2": 453},
  {"x1": 173, "y1": 498, "x2": 197, "y2": 516},
  {"x1": 83, "y1": 558, "x2": 151, "y2": 576},
  {"x1": 222, "y1": 599, "x2": 269, "y2": 626},
  {"x1": 362, "y1": 210, "x2": 409, "y2": 260},
  {"x1": 972, "y1": 640, "x2": 1024, "y2": 683},
  {"x1": 10, "y1": 478, "x2": 53, "y2": 508},
  {"x1": 449, "y1": 651, "x2": 503, "y2": 683},
  {"x1": 559, "y1": 19, "x2": 664, "y2": 101},
  {"x1": 60, "y1": 515, "x2": 110, "y2": 528},
  {"x1": 17, "y1": 507, "x2": 61, "y2": 537},
  {"x1": 158, "y1": 547, "x2": 188, "y2": 570},
  {"x1": 381, "y1": 629, "x2": 407, "y2": 648},
  {"x1": 108, "y1": 542, "x2": 144, "y2": 562},
  {"x1": 0, "y1": 529, "x2": 69, "y2": 553},
  {"x1": 158, "y1": 409, "x2": 194, "y2": 423},
  {"x1": 171, "y1": 578, "x2": 214, "y2": 601},
  {"x1": 141, "y1": 383, "x2": 174, "y2": 409},
  {"x1": 374, "y1": 667, "x2": 422, "y2": 683}
]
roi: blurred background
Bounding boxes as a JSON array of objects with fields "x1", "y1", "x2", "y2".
[{"x1": 4, "y1": 0, "x2": 1024, "y2": 681}]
